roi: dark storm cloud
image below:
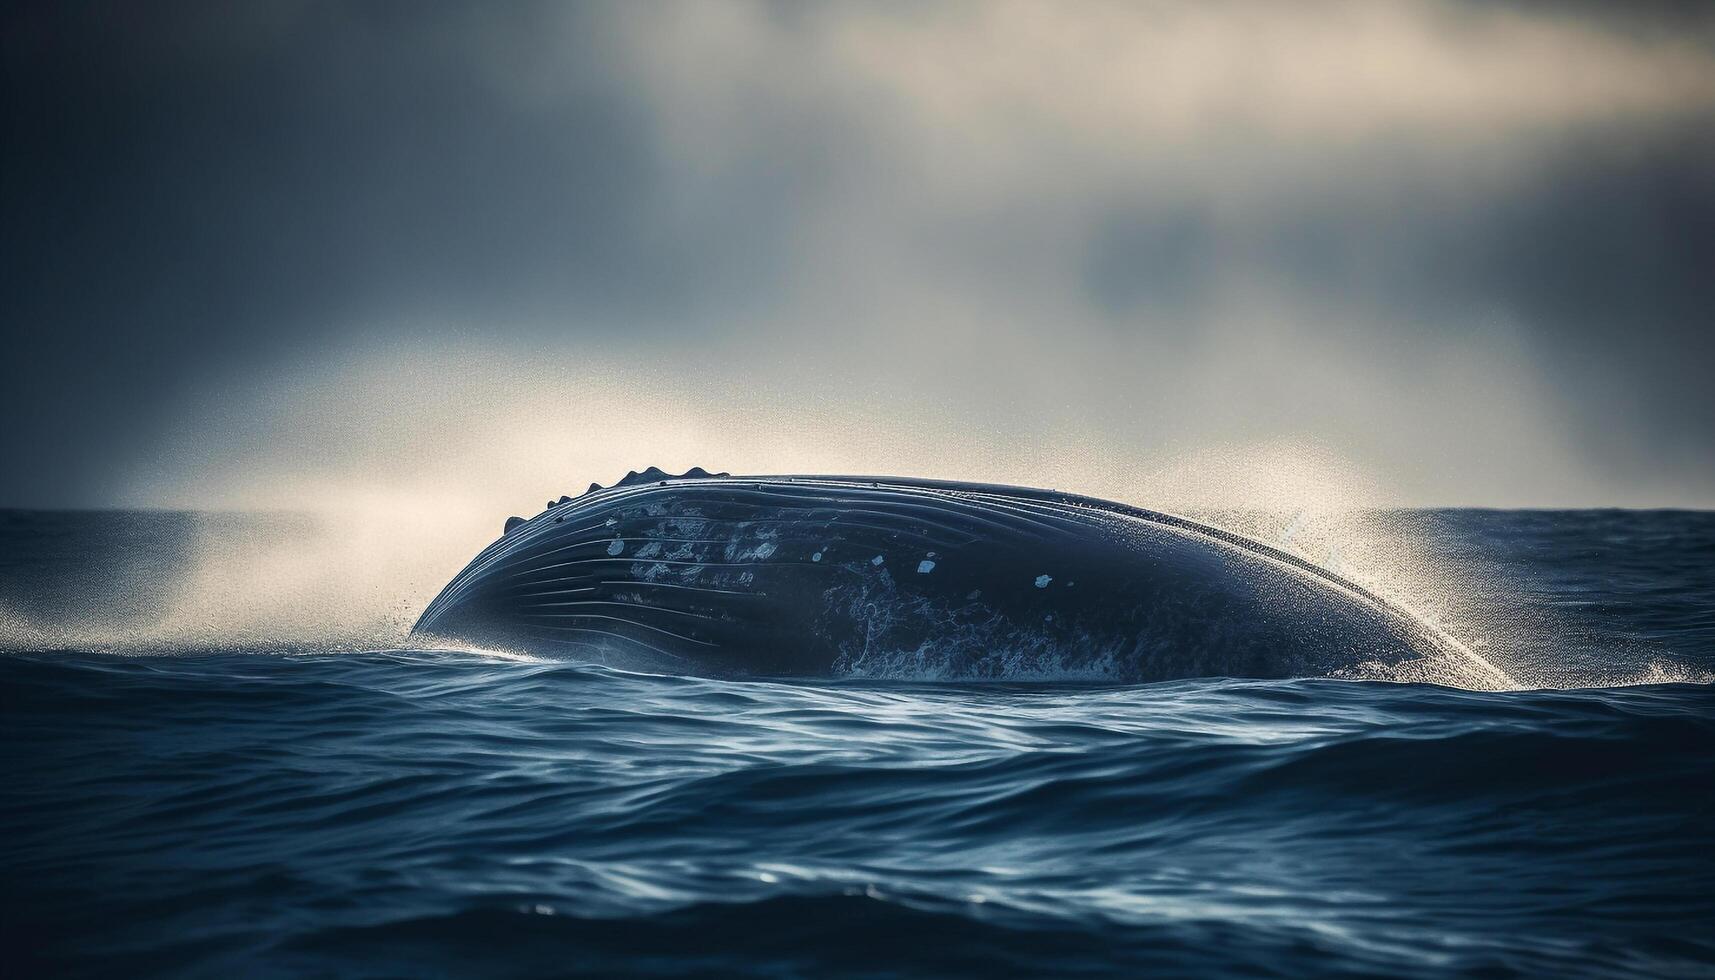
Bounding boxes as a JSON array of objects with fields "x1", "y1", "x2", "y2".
[
  {"x1": 2, "y1": 2, "x2": 785, "y2": 503},
  {"x1": 1487, "y1": 120, "x2": 1715, "y2": 480},
  {"x1": 4, "y1": 0, "x2": 1715, "y2": 506},
  {"x1": 1080, "y1": 116, "x2": 1715, "y2": 480}
]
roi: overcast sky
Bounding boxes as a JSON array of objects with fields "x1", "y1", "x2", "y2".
[{"x1": 5, "y1": 0, "x2": 1714, "y2": 511}]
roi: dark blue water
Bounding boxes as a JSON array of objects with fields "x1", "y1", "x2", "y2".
[{"x1": 3, "y1": 509, "x2": 1713, "y2": 978}]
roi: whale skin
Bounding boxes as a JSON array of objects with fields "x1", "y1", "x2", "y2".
[{"x1": 413, "y1": 470, "x2": 1509, "y2": 685}]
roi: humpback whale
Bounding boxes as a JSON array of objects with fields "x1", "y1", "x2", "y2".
[{"x1": 414, "y1": 469, "x2": 1512, "y2": 686}]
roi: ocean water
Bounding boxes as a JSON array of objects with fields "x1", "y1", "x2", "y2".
[{"x1": 2, "y1": 508, "x2": 1712, "y2": 978}]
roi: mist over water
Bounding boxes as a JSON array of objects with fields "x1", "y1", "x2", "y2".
[{"x1": 3, "y1": 459, "x2": 1711, "y2": 690}]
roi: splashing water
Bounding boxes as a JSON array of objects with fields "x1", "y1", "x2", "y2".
[{"x1": 3, "y1": 496, "x2": 1708, "y2": 690}]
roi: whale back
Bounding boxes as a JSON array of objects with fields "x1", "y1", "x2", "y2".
[{"x1": 414, "y1": 473, "x2": 1510, "y2": 685}]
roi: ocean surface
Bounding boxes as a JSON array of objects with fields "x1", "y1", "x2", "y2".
[{"x1": 2, "y1": 508, "x2": 1712, "y2": 978}]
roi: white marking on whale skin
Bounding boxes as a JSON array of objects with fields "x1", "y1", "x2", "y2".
[
  {"x1": 1035, "y1": 574, "x2": 1052, "y2": 588},
  {"x1": 607, "y1": 539, "x2": 625, "y2": 556},
  {"x1": 872, "y1": 555, "x2": 885, "y2": 566},
  {"x1": 723, "y1": 524, "x2": 780, "y2": 562},
  {"x1": 633, "y1": 540, "x2": 665, "y2": 559},
  {"x1": 662, "y1": 539, "x2": 701, "y2": 562},
  {"x1": 917, "y1": 560, "x2": 937, "y2": 574},
  {"x1": 812, "y1": 551, "x2": 824, "y2": 562},
  {"x1": 720, "y1": 522, "x2": 751, "y2": 561},
  {"x1": 724, "y1": 538, "x2": 777, "y2": 562},
  {"x1": 662, "y1": 518, "x2": 711, "y2": 539},
  {"x1": 633, "y1": 561, "x2": 673, "y2": 582}
]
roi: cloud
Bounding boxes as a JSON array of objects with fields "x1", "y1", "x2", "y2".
[{"x1": 4, "y1": 0, "x2": 1714, "y2": 508}]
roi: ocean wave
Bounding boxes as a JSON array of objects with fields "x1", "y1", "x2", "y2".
[{"x1": 5, "y1": 651, "x2": 1714, "y2": 977}]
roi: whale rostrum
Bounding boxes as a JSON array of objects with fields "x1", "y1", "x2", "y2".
[{"x1": 415, "y1": 471, "x2": 1512, "y2": 686}]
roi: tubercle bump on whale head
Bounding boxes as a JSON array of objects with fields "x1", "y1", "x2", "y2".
[
  {"x1": 582, "y1": 466, "x2": 730, "y2": 495},
  {"x1": 504, "y1": 467, "x2": 733, "y2": 535}
]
